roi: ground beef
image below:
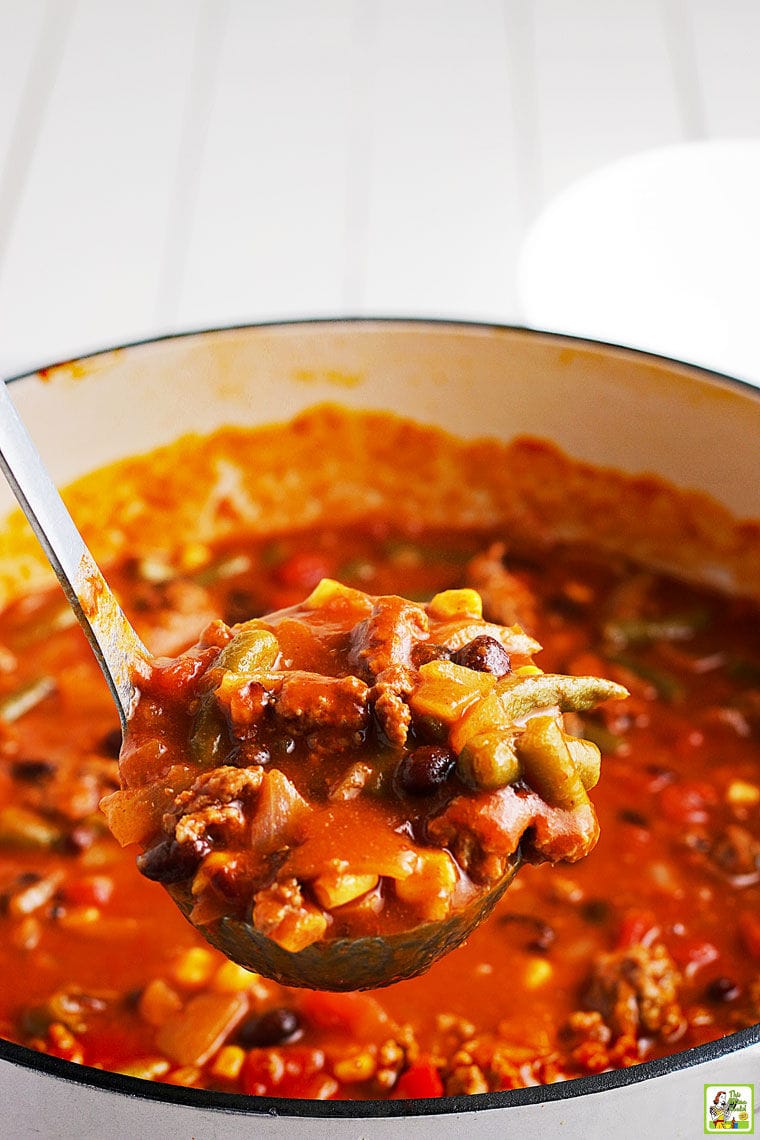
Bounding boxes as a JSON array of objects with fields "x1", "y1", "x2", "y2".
[
  {"x1": 465, "y1": 543, "x2": 538, "y2": 632},
  {"x1": 709, "y1": 824, "x2": 760, "y2": 882},
  {"x1": 427, "y1": 785, "x2": 599, "y2": 883},
  {"x1": 369, "y1": 664, "x2": 417, "y2": 747},
  {"x1": 274, "y1": 672, "x2": 369, "y2": 738},
  {"x1": 583, "y1": 941, "x2": 684, "y2": 1039},
  {"x1": 167, "y1": 765, "x2": 264, "y2": 849},
  {"x1": 131, "y1": 579, "x2": 218, "y2": 656},
  {"x1": 349, "y1": 596, "x2": 429, "y2": 681}
]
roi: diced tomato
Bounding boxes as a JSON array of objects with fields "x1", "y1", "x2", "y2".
[
  {"x1": 242, "y1": 1046, "x2": 331, "y2": 1098},
  {"x1": 616, "y1": 908, "x2": 659, "y2": 949},
  {"x1": 297, "y1": 991, "x2": 389, "y2": 1042},
  {"x1": 738, "y1": 911, "x2": 760, "y2": 959},
  {"x1": 60, "y1": 875, "x2": 114, "y2": 908},
  {"x1": 392, "y1": 1059, "x2": 444, "y2": 1099},
  {"x1": 139, "y1": 646, "x2": 219, "y2": 700},
  {"x1": 275, "y1": 551, "x2": 332, "y2": 591},
  {"x1": 659, "y1": 781, "x2": 719, "y2": 825}
]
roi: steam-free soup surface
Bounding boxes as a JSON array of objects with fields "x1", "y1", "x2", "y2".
[{"x1": 0, "y1": 522, "x2": 759, "y2": 1098}]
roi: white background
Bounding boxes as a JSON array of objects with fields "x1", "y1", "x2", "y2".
[{"x1": 0, "y1": 0, "x2": 758, "y2": 376}]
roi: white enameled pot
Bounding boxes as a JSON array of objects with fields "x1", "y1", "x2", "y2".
[{"x1": 0, "y1": 321, "x2": 758, "y2": 1140}]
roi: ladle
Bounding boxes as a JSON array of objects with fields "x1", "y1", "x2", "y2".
[{"x1": 0, "y1": 376, "x2": 525, "y2": 989}]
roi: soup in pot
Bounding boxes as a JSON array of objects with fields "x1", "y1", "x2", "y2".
[{"x1": 0, "y1": 406, "x2": 758, "y2": 1100}]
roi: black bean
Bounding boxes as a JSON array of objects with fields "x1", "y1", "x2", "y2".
[
  {"x1": 237, "y1": 1007, "x2": 303, "y2": 1047},
  {"x1": 581, "y1": 899, "x2": 611, "y2": 924},
  {"x1": 16, "y1": 871, "x2": 42, "y2": 886},
  {"x1": 706, "y1": 976, "x2": 741, "y2": 1003},
  {"x1": 99, "y1": 728, "x2": 124, "y2": 758},
  {"x1": 136, "y1": 838, "x2": 207, "y2": 884},
  {"x1": 232, "y1": 744, "x2": 271, "y2": 768},
  {"x1": 395, "y1": 745, "x2": 456, "y2": 795},
  {"x1": 411, "y1": 642, "x2": 452, "y2": 668},
  {"x1": 451, "y1": 635, "x2": 511, "y2": 677},
  {"x1": 10, "y1": 758, "x2": 56, "y2": 783},
  {"x1": 618, "y1": 808, "x2": 649, "y2": 828},
  {"x1": 527, "y1": 924, "x2": 556, "y2": 953},
  {"x1": 499, "y1": 912, "x2": 556, "y2": 952}
]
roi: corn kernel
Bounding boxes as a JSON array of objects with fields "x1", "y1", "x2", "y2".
[
  {"x1": 49, "y1": 1022, "x2": 77, "y2": 1052},
  {"x1": 116, "y1": 1057, "x2": 171, "y2": 1081},
  {"x1": 726, "y1": 779, "x2": 760, "y2": 806},
  {"x1": 333, "y1": 1051, "x2": 377, "y2": 1083},
  {"x1": 210, "y1": 1044, "x2": 246, "y2": 1082},
  {"x1": 513, "y1": 665, "x2": 543, "y2": 676},
  {"x1": 178, "y1": 542, "x2": 212, "y2": 572},
  {"x1": 428, "y1": 588, "x2": 483, "y2": 621},
  {"x1": 11, "y1": 915, "x2": 41, "y2": 950},
  {"x1": 170, "y1": 947, "x2": 216, "y2": 989},
  {"x1": 304, "y1": 578, "x2": 368, "y2": 610},
  {"x1": 58, "y1": 906, "x2": 101, "y2": 928},
  {"x1": 212, "y1": 960, "x2": 261, "y2": 994},
  {"x1": 523, "y1": 958, "x2": 553, "y2": 989},
  {"x1": 312, "y1": 869, "x2": 379, "y2": 910}
]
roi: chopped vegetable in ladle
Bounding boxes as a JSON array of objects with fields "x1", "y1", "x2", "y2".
[{"x1": 104, "y1": 579, "x2": 627, "y2": 989}]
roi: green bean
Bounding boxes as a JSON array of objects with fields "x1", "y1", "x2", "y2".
[
  {"x1": 516, "y1": 716, "x2": 589, "y2": 810},
  {"x1": 13, "y1": 605, "x2": 77, "y2": 648},
  {"x1": 564, "y1": 735, "x2": 602, "y2": 790},
  {"x1": 457, "y1": 732, "x2": 521, "y2": 790},
  {"x1": 611, "y1": 654, "x2": 683, "y2": 701},
  {"x1": 579, "y1": 717, "x2": 626, "y2": 756},
  {"x1": 726, "y1": 657, "x2": 760, "y2": 684},
  {"x1": 190, "y1": 695, "x2": 228, "y2": 765},
  {"x1": 0, "y1": 805, "x2": 64, "y2": 850},
  {"x1": 0, "y1": 676, "x2": 55, "y2": 722},
  {"x1": 495, "y1": 673, "x2": 628, "y2": 722},
  {"x1": 192, "y1": 553, "x2": 251, "y2": 586},
  {"x1": 337, "y1": 558, "x2": 376, "y2": 584},
  {"x1": 603, "y1": 611, "x2": 708, "y2": 648}
]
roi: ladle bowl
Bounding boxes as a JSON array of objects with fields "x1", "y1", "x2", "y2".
[
  {"x1": 0, "y1": 371, "x2": 524, "y2": 991},
  {"x1": 168, "y1": 855, "x2": 521, "y2": 990}
]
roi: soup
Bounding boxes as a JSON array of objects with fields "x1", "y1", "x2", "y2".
[{"x1": 0, "y1": 407, "x2": 758, "y2": 1099}]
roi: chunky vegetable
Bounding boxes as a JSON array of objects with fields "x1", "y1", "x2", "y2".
[{"x1": 112, "y1": 581, "x2": 623, "y2": 959}]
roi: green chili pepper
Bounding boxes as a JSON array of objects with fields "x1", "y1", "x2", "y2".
[{"x1": 216, "y1": 627, "x2": 279, "y2": 674}]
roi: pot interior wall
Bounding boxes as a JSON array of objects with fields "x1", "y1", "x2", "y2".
[{"x1": 5, "y1": 322, "x2": 759, "y2": 519}]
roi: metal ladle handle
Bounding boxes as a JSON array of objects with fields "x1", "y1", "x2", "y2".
[{"x1": 0, "y1": 378, "x2": 148, "y2": 730}]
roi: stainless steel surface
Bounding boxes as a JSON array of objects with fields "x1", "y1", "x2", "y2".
[{"x1": 0, "y1": 377, "x2": 146, "y2": 729}]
